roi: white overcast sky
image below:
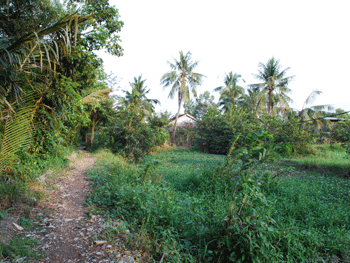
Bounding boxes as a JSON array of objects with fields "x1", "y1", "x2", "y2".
[{"x1": 95, "y1": 0, "x2": 350, "y2": 115}]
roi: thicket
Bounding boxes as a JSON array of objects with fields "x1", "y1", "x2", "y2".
[
  {"x1": 0, "y1": 0, "x2": 124, "y2": 206},
  {"x1": 196, "y1": 107, "x2": 317, "y2": 156},
  {"x1": 195, "y1": 107, "x2": 260, "y2": 154},
  {"x1": 95, "y1": 113, "x2": 169, "y2": 161},
  {"x1": 330, "y1": 121, "x2": 350, "y2": 145}
]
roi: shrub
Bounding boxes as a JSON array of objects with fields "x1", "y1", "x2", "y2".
[
  {"x1": 330, "y1": 121, "x2": 350, "y2": 144},
  {"x1": 94, "y1": 118, "x2": 169, "y2": 161},
  {"x1": 195, "y1": 107, "x2": 260, "y2": 154},
  {"x1": 261, "y1": 115, "x2": 317, "y2": 156}
]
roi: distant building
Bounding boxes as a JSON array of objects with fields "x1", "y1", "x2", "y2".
[
  {"x1": 168, "y1": 113, "x2": 197, "y2": 132},
  {"x1": 324, "y1": 117, "x2": 346, "y2": 123}
]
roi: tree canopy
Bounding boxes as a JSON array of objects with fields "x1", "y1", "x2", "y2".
[{"x1": 160, "y1": 51, "x2": 205, "y2": 142}]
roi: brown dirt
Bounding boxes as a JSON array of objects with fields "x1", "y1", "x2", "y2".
[{"x1": 1, "y1": 150, "x2": 144, "y2": 263}]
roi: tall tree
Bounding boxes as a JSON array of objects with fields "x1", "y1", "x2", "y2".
[
  {"x1": 160, "y1": 51, "x2": 205, "y2": 142},
  {"x1": 67, "y1": 0, "x2": 124, "y2": 56},
  {"x1": 118, "y1": 75, "x2": 159, "y2": 123},
  {"x1": 240, "y1": 86, "x2": 266, "y2": 116},
  {"x1": 215, "y1": 72, "x2": 245, "y2": 112},
  {"x1": 251, "y1": 57, "x2": 294, "y2": 115},
  {"x1": 297, "y1": 89, "x2": 333, "y2": 130}
]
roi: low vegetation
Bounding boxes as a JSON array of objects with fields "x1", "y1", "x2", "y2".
[{"x1": 87, "y1": 135, "x2": 350, "y2": 262}]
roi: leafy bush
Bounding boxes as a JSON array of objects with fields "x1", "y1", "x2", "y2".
[
  {"x1": 195, "y1": 107, "x2": 260, "y2": 154},
  {"x1": 330, "y1": 121, "x2": 350, "y2": 144},
  {"x1": 95, "y1": 113, "x2": 169, "y2": 161},
  {"x1": 261, "y1": 114, "x2": 317, "y2": 155}
]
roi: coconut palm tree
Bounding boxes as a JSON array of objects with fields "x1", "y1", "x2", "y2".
[
  {"x1": 240, "y1": 86, "x2": 266, "y2": 116},
  {"x1": 297, "y1": 90, "x2": 333, "y2": 130},
  {"x1": 119, "y1": 75, "x2": 159, "y2": 121},
  {"x1": 251, "y1": 57, "x2": 294, "y2": 115},
  {"x1": 215, "y1": 72, "x2": 245, "y2": 112},
  {"x1": 160, "y1": 51, "x2": 205, "y2": 142}
]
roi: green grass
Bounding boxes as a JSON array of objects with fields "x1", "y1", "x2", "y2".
[
  {"x1": 283, "y1": 144, "x2": 350, "y2": 176},
  {"x1": 142, "y1": 148, "x2": 224, "y2": 193},
  {"x1": 0, "y1": 216, "x2": 42, "y2": 261},
  {"x1": 0, "y1": 235, "x2": 44, "y2": 261},
  {"x1": 87, "y1": 147, "x2": 350, "y2": 262}
]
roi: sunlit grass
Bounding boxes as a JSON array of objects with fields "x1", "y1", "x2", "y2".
[{"x1": 283, "y1": 144, "x2": 349, "y2": 176}]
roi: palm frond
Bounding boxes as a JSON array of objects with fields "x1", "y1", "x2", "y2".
[
  {"x1": 0, "y1": 91, "x2": 37, "y2": 173},
  {"x1": 302, "y1": 90, "x2": 322, "y2": 110}
]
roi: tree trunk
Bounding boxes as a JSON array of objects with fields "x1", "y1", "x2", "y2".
[
  {"x1": 91, "y1": 111, "x2": 100, "y2": 145},
  {"x1": 172, "y1": 93, "x2": 183, "y2": 145},
  {"x1": 268, "y1": 89, "x2": 272, "y2": 115}
]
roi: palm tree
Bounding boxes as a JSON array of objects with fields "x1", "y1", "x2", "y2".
[
  {"x1": 160, "y1": 51, "x2": 205, "y2": 142},
  {"x1": 119, "y1": 75, "x2": 159, "y2": 122},
  {"x1": 215, "y1": 72, "x2": 245, "y2": 112},
  {"x1": 297, "y1": 90, "x2": 333, "y2": 130},
  {"x1": 251, "y1": 57, "x2": 294, "y2": 115},
  {"x1": 241, "y1": 86, "x2": 266, "y2": 116}
]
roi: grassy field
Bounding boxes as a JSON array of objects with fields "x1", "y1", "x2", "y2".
[{"x1": 88, "y1": 146, "x2": 350, "y2": 262}]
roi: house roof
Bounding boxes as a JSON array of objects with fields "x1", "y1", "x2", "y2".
[
  {"x1": 324, "y1": 117, "x2": 346, "y2": 121},
  {"x1": 169, "y1": 113, "x2": 197, "y2": 122}
]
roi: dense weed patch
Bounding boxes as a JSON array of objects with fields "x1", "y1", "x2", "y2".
[
  {"x1": 0, "y1": 146, "x2": 74, "y2": 209},
  {"x1": 88, "y1": 142, "x2": 350, "y2": 262}
]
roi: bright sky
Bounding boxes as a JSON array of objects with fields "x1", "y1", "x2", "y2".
[{"x1": 96, "y1": 0, "x2": 350, "y2": 115}]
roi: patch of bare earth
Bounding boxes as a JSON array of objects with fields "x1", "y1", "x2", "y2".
[{"x1": 2, "y1": 150, "x2": 144, "y2": 263}]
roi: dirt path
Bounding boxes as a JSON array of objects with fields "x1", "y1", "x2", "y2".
[{"x1": 25, "y1": 150, "x2": 136, "y2": 263}]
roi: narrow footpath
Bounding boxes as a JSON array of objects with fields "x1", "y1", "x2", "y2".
[{"x1": 26, "y1": 150, "x2": 136, "y2": 263}]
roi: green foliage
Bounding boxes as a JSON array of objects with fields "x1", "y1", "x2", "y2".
[
  {"x1": 196, "y1": 107, "x2": 260, "y2": 154},
  {"x1": 68, "y1": 0, "x2": 124, "y2": 56},
  {"x1": 215, "y1": 72, "x2": 245, "y2": 112},
  {"x1": 0, "y1": 146, "x2": 72, "y2": 209},
  {"x1": 160, "y1": 51, "x2": 205, "y2": 142},
  {"x1": 250, "y1": 57, "x2": 294, "y2": 116},
  {"x1": 261, "y1": 114, "x2": 317, "y2": 155},
  {"x1": 183, "y1": 90, "x2": 216, "y2": 119},
  {"x1": 0, "y1": 235, "x2": 43, "y2": 260},
  {"x1": 97, "y1": 118, "x2": 169, "y2": 161},
  {"x1": 285, "y1": 144, "x2": 350, "y2": 177},
  {"x1": 330, "y1": 121, "x2": 350, "y2": 144},
  {"x1": 93, "y1": 76, "x2": 167, "y2": 161},
  {"x1": 196, "y1": 107, "x2": 319, "y2": 156}
]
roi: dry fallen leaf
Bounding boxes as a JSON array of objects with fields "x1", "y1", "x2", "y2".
[{"x1": 13, "y1": 222, "x2": 24, "y2": 231}]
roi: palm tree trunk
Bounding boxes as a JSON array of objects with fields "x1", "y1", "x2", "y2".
[
  {"x1": 172, "y1": 94, "x2": 183, "y2": 145},
  {"x1": 91, "y1": 111, "x2": 100, "y2": 145},
  {"x1": 268, "y1": 89, "x2": 272, "y2": 115}
]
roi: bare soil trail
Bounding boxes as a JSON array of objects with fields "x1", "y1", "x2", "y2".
[{"x1": 25, "y1": 150, "x2": 137, "y2": 263}]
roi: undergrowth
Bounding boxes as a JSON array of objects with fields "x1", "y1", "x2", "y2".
[
  {"x1": 87, "y1": 138, "x2": 350, "y2": 262},
  {"x1": 0, "y1": 146, "x2": 75, "y2": 209}
]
